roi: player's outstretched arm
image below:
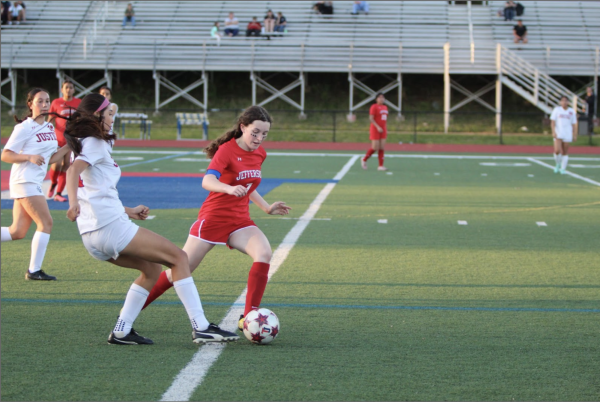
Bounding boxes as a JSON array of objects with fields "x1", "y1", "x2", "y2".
[
  {"x1": 249, "y1": 191, "x2": 291, "y2": 215},
  {"x1": 66, "y1": 159, "x2": 89, "y2": 221},
  {"x1": 1, "y1": 149, "x2": 44, "y2": 165},
  {"x1": 202, "y1": 173, "x2": 247, "y2": 197},
  {"x1": 48, "y1": 145, "x2": 71, "y2": 165}
]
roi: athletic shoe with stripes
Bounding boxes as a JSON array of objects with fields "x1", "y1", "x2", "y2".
[
  {"x1": 193, "y1": 324, "x2": 239, "y2": 343},
  {"x1": 108, "y1": 329, "x2": 154, "y2": 345}
]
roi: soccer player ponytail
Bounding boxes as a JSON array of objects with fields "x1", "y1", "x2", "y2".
[
  {"x1": 13, "y1": 88, "x2": 50, "y2": 123},
  {"x1": 64, "y1": 93, "x2": 115, "y2": 157},
  {"x1": 204, "y1": 105, "x2": 272, "y2": 159}
]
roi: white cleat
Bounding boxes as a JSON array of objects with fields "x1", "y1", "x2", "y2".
[{"x1": 377, "y1": 166, "x2": 388, "y2": 171}]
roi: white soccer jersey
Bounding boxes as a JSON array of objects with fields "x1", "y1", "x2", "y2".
[
  {"x1": 4, "y1": 118, "x2": 58, "y2": 187},
  {"x1": 75, "y1": 137, "x2": 126, "y2": 234},
  {"x1": 550, "y1": 106, "x2": 577, "y2": 139}
]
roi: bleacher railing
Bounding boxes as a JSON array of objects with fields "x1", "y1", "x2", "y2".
[{"x1": 499, "y1": 44, "x2": 585, "y2": 114}]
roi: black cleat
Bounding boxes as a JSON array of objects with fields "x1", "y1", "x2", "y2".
[
  {"x1": 193, "y1": 324, "x2": 240, "y2": 344},
  {"x1": 25, "y1": 270, "x2": 56, "y2": 281},
  {"x1": 108, "y1": 329, "x2": 153, "y2": 345}
]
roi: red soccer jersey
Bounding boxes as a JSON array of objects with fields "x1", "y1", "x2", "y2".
[
  {"x1": 49, "y1": 97, "x2": 81, "y2": 136},
  {"x1": 369, "y1": 103, "x2": 389, "y2": 136},
  {"x1": 199, "y1": 138, "x2": 267, "y2": 222}
]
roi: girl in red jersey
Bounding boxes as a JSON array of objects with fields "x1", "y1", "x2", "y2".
[
  {"x1": 47, "y1": 80, "x2": 81, "y2": 202},
  {"x1": 361, "y1": 92, "x2": 389, "y2": 171},
  {"x1": 1, "y1": 88, "x2": 71, "y2": 280},
  {"x1": 141, "y1": 106, "x2": 291, "y2": 331}
]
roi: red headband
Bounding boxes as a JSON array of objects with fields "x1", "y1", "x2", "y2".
[{"x1": 96, "y1": 97, "x2": 110, "y2": 112}]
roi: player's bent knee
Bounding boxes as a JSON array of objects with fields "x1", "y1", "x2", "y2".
[{"x1": 255, "y1": 248, "x2": 272, "y2": 263}]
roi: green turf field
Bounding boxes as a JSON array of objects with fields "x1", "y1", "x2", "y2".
[{"x1": 1, "y1": 149, "x2": 599, "y2": 401}]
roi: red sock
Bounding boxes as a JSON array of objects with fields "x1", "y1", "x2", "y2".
[
  {"x1": 56, "y1": 171, "x2": 67, "y2": 194},
  {"x1": 50, "y1": 168, "x2": 60, "y2": 186},
  {"x1": 363, "y1": 148, "x2": 375, "y2": 162},
  {"x1": 244, "y1": 262, "x2": 270, "y2": 316},
  {"x1": 378, "y1": 149, "x2": 384, "y2": 167},
  {"x1": 142, "y1": 270, "x2": 173, "y2": 310}
]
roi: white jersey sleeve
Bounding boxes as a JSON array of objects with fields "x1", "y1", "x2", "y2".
[
  {"x1": 550, "y1": 107, "x2": 559, "y2": 121},
  {"x1": 5, "y1": 122, "x2": 32, "y2": 154},
  {"x1": 77, "y1": 137, "x2": 106, "y2": 166},
  {"x1": 570, "y1": 108, "x2": 577, "y2": 125}
]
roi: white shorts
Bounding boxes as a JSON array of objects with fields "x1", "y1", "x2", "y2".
[
  {"x1": 81, "y1": 214, "x2": 139, "y2": 261},
  {"x1": 555, "y1": 133, "x2": 573, "y2": 143},
  {"x1": 10, "y1": 182, "x2": 44, "y2": 199}
]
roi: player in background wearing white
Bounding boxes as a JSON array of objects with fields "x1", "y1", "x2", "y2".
[
  {"x1": 550, "y1": 96, "x2": 578, "y2": 174},
  {"x1": 65, "y1": 94, "x2": 238, "y2": 345},
  {"x1": 1, "y1": 88, "x2": 71, "y2": 280}
]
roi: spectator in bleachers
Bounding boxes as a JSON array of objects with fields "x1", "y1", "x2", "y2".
[
  {"x1": 122, "y1": 3, "x2": 135, "y2": 28},
  {"x1": 504, "y1": 1, "x2": 516, "y2": 21},
  {"x1": 584, "y1": 87, "x2": 596, "y2": 135},
  {"x1": 224, "y1": 12, "x2": 239, "y2": 37},
  {"x1": 351, "y1": 1, "x2": 369, "y2": 15},
  {"x1": 515, "y1": 2, "x2": 524, "y2": 17},
  {"x1": 274, "y1": 11, "x2": 287, "y2": 33},
  {"x1": 1, "y1": 1, "x2": 11, "y2": 25},
  {"x1": 313, "y1": 1, "x2": 334, "y2": 16},
  {"x1": 263, "y1": 9, "x2": 275, "y2": 33},
  {"x1": 211, "y1": 22, "x2": 221, "y2": 46},
  {"x1": 513, "y1": 20, "x2": 527, "y2": 44},
  {"x1": 8, "y1": 1, "x2": 25, "y2": 25},
  {"x1": 246, "y1": 17, "x2": 261, "y2": 37}
]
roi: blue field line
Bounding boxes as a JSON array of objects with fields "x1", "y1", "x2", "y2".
[
  {"x1": 118, "y1": 151, "x2": 197, "y2": 168},
  {"x1": 2, "y1": 298, "x2": 598, "y2": 313}
]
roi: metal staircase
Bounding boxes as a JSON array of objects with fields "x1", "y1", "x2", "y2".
[{"x1": 498, "y1": 44, "x2": 585, "y2": 114}]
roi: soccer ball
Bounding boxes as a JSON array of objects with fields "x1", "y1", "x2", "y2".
[{"x1": 243, "y1": 308, "x2": 280, "y2": 344}]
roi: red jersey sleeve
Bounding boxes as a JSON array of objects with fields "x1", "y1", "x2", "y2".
[
  {"x1": 49, "y1": 99, "x2": 58, "y2": 116},
  {"x1": 206, "y1": 146, "x2": 231, "y2": 178},
  {"x1": 369, "y1": 104, "x2": 377, "y2": 116}
]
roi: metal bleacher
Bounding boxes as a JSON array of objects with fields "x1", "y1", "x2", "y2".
[{"x1": 1, "y1": 1, "x2": 598, "y2": 118}]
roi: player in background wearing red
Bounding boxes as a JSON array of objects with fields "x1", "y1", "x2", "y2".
[
  {"x1": 361, "y1": 92, "x2": 389, "y2": 171},
  {"x1": 1, "y1": 88, "x2": 71, "y2": 280},
  {"x1": 47, "y1": 80, "x2": 81, "y2": 202},
  {"x1": 141, "y1": 106, "x2": 291, "y2": 332},
  {"x1": 65, "y1": 94, "x2": 238, "y2": 345}
]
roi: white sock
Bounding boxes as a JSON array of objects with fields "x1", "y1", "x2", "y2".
[
  {"x1": 114, "y1": 283, "x2": 149, "y2": 338},
  {"x1": 561, "y1": 155, "x2": 569, "y2": 171},
  {"x1": 1, "y1": 227, "x2": 12, "y2": 242},
  {"x1": 554, "y1": 153, "x2": 561, "y2": 165},
  {"x1": 29, "y1": 231, "x2": 50, "y2": 273},
  {"x1": 173, "y1": 277, "x2": 210, "y2": 331}
]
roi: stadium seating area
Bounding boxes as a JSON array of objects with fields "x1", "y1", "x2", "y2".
[{"x1": 1, "y1": 1, "x2": 598, "y2": 76}]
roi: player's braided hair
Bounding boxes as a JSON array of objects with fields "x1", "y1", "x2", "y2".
[
  {"x1": 64, "y1": 93, "x2": 116, "y2": 157},
  {"x1": 13, "y1": 88, "x2": 50, "y2": 123},
  {"x1": 204, "y1": 105, "x2": 272, "y2": 159}
]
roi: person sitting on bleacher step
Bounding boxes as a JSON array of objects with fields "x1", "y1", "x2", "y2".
[
  {"x1": 513, "y1": 19, "x2": 527, "y2": 44},
  {"x1": 264, "y1": 10, "x2": 275, "y2": 33},
  {"x1": 224, "y1": 12, "x2": 239, "y2": 37},
  {"x1": 246, "y1": 17, "x2": 261, "y2": 37},
  {"x1": 274, "y1": 12, "x2": 287, "y2": 33},
  {"x1": 352, "y1": 1, "x2": 369, "y2": 15},
  {"x1": 122, "y1": 3, "x2": 135, "y2": 28}
]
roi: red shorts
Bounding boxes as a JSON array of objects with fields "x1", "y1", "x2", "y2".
[
  {"x1": 56, "y1": 131, "x2": 66, "y2": 147},
  {"x1": 369, "y1": 127, "x2": 387, "y2": 140},
  {"x1": 189, "y1": 218, "x2": 257, "y2": 247}
]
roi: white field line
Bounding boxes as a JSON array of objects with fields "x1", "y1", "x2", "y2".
[
  {"x1": 160, "y1": 155, "x2": 360, "y2": 402},
  {"x1": 527, "y1": 158, "x2": 600, "y2": 187},
  {"x1": 107, "y1": 149, "x2": 600, "y2": 161}
]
